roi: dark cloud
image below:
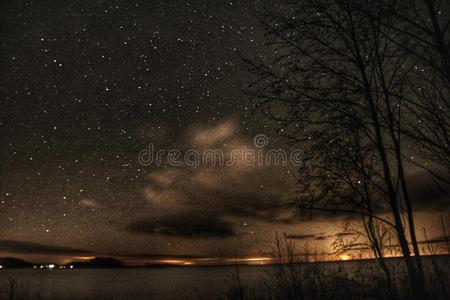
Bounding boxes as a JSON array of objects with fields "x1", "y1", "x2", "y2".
[
  {"x1": 289, "y1": 209, "x2": 358, "y2": 223},
  {"x1": 285, "y1": 233, "x2": 328, "y2": 241},
  {"x1": 407, "y1": 169, "x2": 450, "y2": 211},
  {"x1": 0, "y1": 240, "x2": 91, "y2": 255},
  {"x1": 125, "y1": 212, "x2": 236, "y2": 238},
  {"x1": 119, "y1": 253, "x2": 205, "y2": 259},
  {"x1": 384, "y1": 236, "x2": 450, "y2": 249},
  {"x1": 417, "y1": 236, "x2": 450, "y2": 245},
  {"x1": 335, "y1": 232, "x2": 358, "y2": 238},
  {"x1": 209, "y1": 190, "x2": 296, "y2": 223},
  {"x1": 287, "y1": 168, "x2": 450, "y2": 223},
  {"x1": 286, "y1": 232, "x2": 357, "y2": 241}
]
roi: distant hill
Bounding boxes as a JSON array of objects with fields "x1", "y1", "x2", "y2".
[
  {"x1": 0, "y1": 257, "x2": 34, "y2": 268},
  {"x1": 68, "y1": 257, "x2": 125, "y2": 268}
]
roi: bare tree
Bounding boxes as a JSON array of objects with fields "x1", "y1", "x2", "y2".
[
  {"x1": 242, "y1": 0, "x2": 442, "y2": 298},
  {"x1": 292, "y1": 124, "x2": 397, "y2": 296},
  {"x1": 376, "y1": 0, "x2": 450, "y2": 174}
]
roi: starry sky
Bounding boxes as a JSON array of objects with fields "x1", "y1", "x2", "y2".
[{"x1": 1, "y1": 0, "x2": 449, "y2": 265}]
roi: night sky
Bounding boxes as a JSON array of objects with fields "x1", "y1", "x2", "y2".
[{"x1": 1, "y1": 0, "x2": 448, "y2": 265}]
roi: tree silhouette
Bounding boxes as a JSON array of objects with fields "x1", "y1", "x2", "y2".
[
  {"x1": 242, "y1": 0, "x2": 450, "y2": 298},
  {"x1": 292, "y1": 125, "x2": 397, "y2": 296},
  {"x1": 376, "y1": 0, "x2": 450, "y2": 175}
]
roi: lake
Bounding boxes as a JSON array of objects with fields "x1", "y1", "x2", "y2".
[
  {"x1": 1, "y1": 256, "x2": 448, "y2": 300},
  {"x1": 0, "y1": 265, "x2": 267, "y2": 300}
]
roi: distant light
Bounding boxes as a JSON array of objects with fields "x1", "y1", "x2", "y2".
[
  {"x1": 48, "y1": 264, "x2": 55, "y2": 269},
  {"x1": 0, "y1": 265, "x2": 3, "y2": 269},
  {"x1": 69, "y1": 265, "x2": 74, "y2": 269},
  {"x1": 340, "y1": 254, "x2": 351, "y2": 261}
]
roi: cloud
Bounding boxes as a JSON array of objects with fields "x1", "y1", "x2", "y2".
[
  {"x1": 286, "y1": 167, "x2": 450, "y2": 222},
  {"x1": 79, "y1": 198, "x2": 101, "y2": 208},
  {"x1": 417, "y1": 236, "x2": 450, "y2": 245},
  {"x1": 285, "y1": 232, "x2": 357, "y2": 241},
  {"x1": 407, "y1": 169, "x2": 450, "y2": 211},
  {"x1": 139, "y1": 119, "x2": 298, "y2": 224},
  {"x1": 118, "y1": 253, "x2": 205, "y2": 259},
  {"x1": 188, "y1": 119, "x2": 238, "y2": 147},
  {"x1": 285, "y1": 233, "x2": 323, "y2": 240},
  {"x1": 148, "y1": 169, "x2": 180, "y2": 187},
  {"x1": 125, "y1": 211, "x2": 236, "y2": 238},
  {"x1": 285, "y1": 233, "x2": 332, "y2": 241},
  {"x1": 335, "y1": 232, "x2": 358, "y2": 238},
  {"x1": 0, "y1": 240, "x2": 91, "y2": 255},
  {"x1": 131, "y1": 119, "x2": 303, "y2": 241}
]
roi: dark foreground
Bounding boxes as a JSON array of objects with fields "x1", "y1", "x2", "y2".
[{"x1": 0, "y1": 256, "x2": 449, "y2": 300}]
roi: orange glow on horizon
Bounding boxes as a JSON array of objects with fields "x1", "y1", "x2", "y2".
[
  {"x1": 146, "y1": 256, "x2": 274, "y2": 266},
  {"x1": 74, "y1": 256, "x2": 96, "y2": 260},
  {"x1": 339, "y1": 254, "x2": 351, "y2": 261}
]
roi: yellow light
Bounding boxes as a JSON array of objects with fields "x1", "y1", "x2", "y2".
[{"x1": 340, "y1": 254, "x2": 351, "y2": 261}]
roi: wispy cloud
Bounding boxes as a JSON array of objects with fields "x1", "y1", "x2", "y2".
[{"x1": 127, "y1": 119, "x2": 300, "y2": 239}]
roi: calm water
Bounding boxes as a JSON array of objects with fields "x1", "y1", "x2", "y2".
[
  {"x1": 0, "y1": 265, "x2": 267, "y2": 300},
  {"x1": 1, "y1": 257, "x2": 448, "y2": 300}
]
